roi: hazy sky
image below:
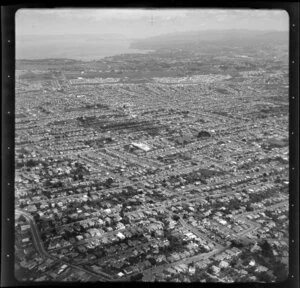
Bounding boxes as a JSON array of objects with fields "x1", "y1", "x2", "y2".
[{"x1": 16, "y1": 8, "x2": 289, "y2": 39}]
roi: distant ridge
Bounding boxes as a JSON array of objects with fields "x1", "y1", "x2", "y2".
[
  {"x1": 16, "y1": 59, "x2": 86, "y2": 66},
  {"x1": 17, "y1": 33, "x2": 128, "y2": 41},
  {"x1": 130, "y1": 29, "x2": 288, "y2": 50}
]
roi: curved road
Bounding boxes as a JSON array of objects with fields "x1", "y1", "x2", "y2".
[{"x1": 15, "y1": 209, "x2": 111, "y2": 281}]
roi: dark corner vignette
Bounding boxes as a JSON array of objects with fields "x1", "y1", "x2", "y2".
[{"x1": 1, "y1": 2, "x2": 299, "y2": 288}]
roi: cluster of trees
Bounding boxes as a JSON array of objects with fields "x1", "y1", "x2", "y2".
[
  {"x1": 197, "y1": 131, "x2": 211, "y2": 138},
  {"x1": 248, "y1": 188, "x2": 279, "y2": 204},
  {"x1": 130, "y1": 273, "x2": 144, "y2": 281},
  {"x1": 159, "y1": 230, "x2": 186, "y2": 255},
  {"x1": 208, "y1": 196, "x2": 242, "y2": 213},
  {"x1": 16, "y1": 158, "x2": 42, "y2": 169},
  {"x1": 84, "y1": 137, "x2": 113, "y2": 148},
  {"x1": 232, "y1": 240, "x2": 288, "y2": 282},
  {"x1": 44, "y1": 179, "x2": 64, "y2": 188}
]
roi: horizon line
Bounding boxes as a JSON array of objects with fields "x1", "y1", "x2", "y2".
[{"x1": 17, "y1": 28, "x2": 289, "y2": 37}]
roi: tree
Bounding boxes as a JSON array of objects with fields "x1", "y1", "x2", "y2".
[
  {"x1": 231, "y1": 258, "x2": 238, "y2": 267},
  {"x1": 34, "y1": 213, "x2": 40, "y2": 222},
  {"x1": 26, "y1": 159, "x2": 39, "y2": 167},
  {"x1": 230, "y1": 239, "x2": 244, "y2": 248},
  {"x1": 259, "y1": 271, "x2": 273, "y2": 282},
  {"x1": 246, "y1": 204, "x2": 254, "y2": 212},
  {"x1": 130, "y1": 273, "x2": 143, "y2": 281},
  {"x1": 260, "y1": 240, "x2": 273, "y2": 258},
  {"x1": 168, "y1": 235, "x2": 183, "y2": 248},
  {"x1": 149, "y1": 258, "x2": 156, "y2": 265}
]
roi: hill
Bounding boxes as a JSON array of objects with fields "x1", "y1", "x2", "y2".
[{"x1": 130, "y1": 30, "x2": 288, "y2": 51}]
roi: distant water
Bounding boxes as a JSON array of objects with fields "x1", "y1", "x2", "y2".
[{"x1": 16, "y1": 36, "x2": 152, "y2": 60}]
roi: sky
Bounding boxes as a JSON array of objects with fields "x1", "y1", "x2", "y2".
[{"x1": 16, "y1": 8, "x2": 289, "y2": 39}]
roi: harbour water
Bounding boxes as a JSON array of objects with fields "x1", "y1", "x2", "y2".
[{"x1": 16, "y1": 35, "x2": 152, "y2": 60}]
